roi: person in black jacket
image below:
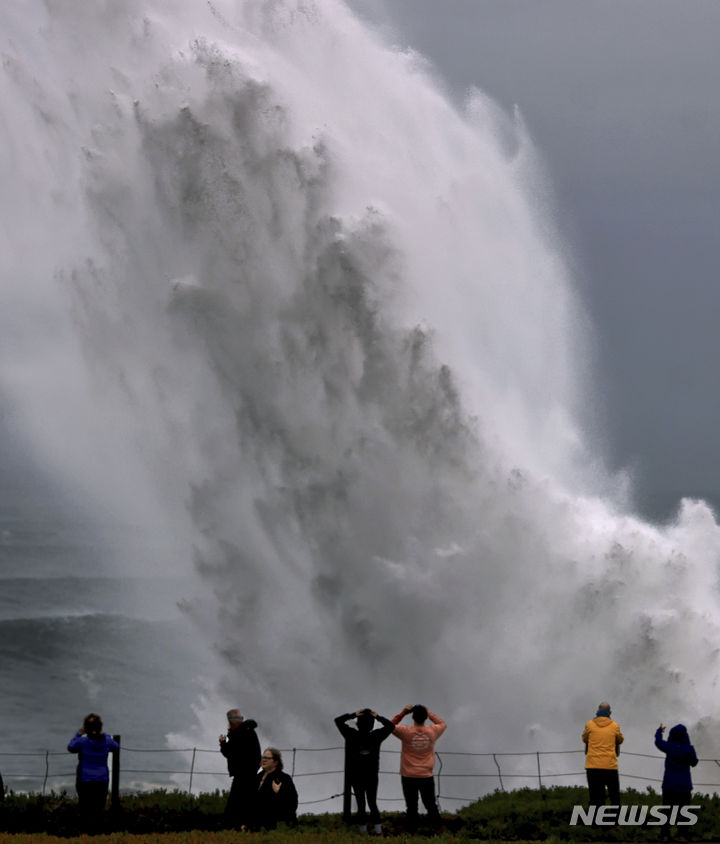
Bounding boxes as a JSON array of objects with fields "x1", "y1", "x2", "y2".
[
  {"x1": 219, "y1": 708, "x2": 261, "y2": 829},
  {"x1": 252, "y1": 747, "x2": 298, "y2": 829},
  {"x1": 335, "y1": 708, "x2": 394, "y2": 835}
]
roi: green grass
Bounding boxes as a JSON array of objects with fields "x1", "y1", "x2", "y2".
[{"x1": 1, "y1": 785, "x2": 719, "y2": 840}]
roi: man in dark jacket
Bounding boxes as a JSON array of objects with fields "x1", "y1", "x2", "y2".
[
  {"x1": 219, "y1": 708, "x2": 261, "y2": 829},
  {"x1": 335, "y1": 708, "x2": 394, "y2": 835}
]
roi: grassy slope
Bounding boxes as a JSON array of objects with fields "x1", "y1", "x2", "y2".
[{"x1": 2, "y1": 785, "x2": 720, "y2": 840}]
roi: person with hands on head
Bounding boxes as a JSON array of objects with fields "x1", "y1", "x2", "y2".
[
  {"x1": 391, "y1": 704, "x2": 446, "y2": 828},
  {"x1": 654, "y1": 722, "x2": 698, "y2": 807},
  {"x1": 252, "y1": 747, "x2": 298, "y2": 830},
  {"x1": 334, "y1": 707, "x2": 394, "y2": 835},
  {"x1": 67, "y1": 713, "x2": 119, "y2": 825}
]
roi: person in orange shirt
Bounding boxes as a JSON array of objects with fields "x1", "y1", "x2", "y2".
[
  {"x1": 391, "y1": 704, "x2": 446, "y2": 827},
  {"x1": 582, "y1": 701, "x2": 624, "y2": 807}
]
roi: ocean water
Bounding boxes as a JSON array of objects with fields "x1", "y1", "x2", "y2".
[
  {"x1": 2, "y1": 0, "x2": 720, "y2": 807},
  {"x1": 0, "y1": 479, "x2": 210, "y2": 792}
]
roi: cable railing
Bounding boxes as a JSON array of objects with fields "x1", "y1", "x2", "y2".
[{"x1": 3, "y1": 744, "x2": 720, "y2": 809}]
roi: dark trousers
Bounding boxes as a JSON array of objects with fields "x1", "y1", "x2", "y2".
[
  {"x1": 76, "y1": 780, "x2": 109, "y2": 831},
  {"x1": 77, "y1": 780, "x2": 109, "y2": 813},
  {"x1": 225, "y1": 774, "x2": 256, "y2": 828},
  {"x1": 586, "y1": 768, "x2": 620, "y2": 806},
  {"x1": 662, "y1": 788, "x2": 692, "y2": 807},
  {"x1": 401, "y1": 775, "x2": 440, "y2": 821},
  {"x1": 350, "y1": 772, "x2": 380, "y2": 824}
]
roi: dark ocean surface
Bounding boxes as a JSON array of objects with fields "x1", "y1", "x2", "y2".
[{"x1": 0, "y1": 479, "x2": 216, "y2": 794}]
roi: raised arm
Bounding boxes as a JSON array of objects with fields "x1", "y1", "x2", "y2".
[
  {"x1": 428, "y1": 712, "x2": 447, "y2": 737},
  {"x1": 334, "y1": 712, "x2": 356, "y2": 739},
  {"x1": 392, "y1": 705, "x2": 413, "y2": 725},
  {"x1": 374, "y1": 714, "x2": 395, "y2": 740},
  {"x1": 67, "y1": 733, "x2": 84, "y2": 754}
]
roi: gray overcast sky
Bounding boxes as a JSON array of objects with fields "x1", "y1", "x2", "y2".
[{"x1": 349, "y1": 0, "x2": 720, "y2": 520}]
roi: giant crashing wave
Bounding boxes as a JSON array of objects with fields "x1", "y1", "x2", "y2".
[{"x1": 2, "y1": 0, "x2": 720, "y2": 776}]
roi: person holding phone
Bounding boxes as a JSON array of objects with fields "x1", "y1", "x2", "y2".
[
  {"x1": 67, "y1": 713, "x2": 118, "y2": 824},
  {"x1": 654, "y1": 723, "x2": 698, "y2": 806},
  {"x1": 219, "y1": 708, "x2": 260, "y2": 829}
]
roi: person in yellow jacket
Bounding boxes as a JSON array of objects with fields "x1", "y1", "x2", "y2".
[{"x1": 582, "y1": 701, "x2": 624, "y2": 807}]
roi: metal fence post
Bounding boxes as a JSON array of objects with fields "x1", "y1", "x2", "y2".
[
  {"x1": 436, "y1": 751, "x2": 443, "y2": 812},
  {"x1": 188, "y1": 748, "x2": 197, "y2": 795},
  {"x1": 493, "y1": 753, "x2": 505, "y2": 792},
  {"x1": 42, "y1": 750, "x2": 49, "y2": 795},
  {"x1": 111, "y1": 735, "x2": 121, "y2": 808},
  {"x1": 342, "y1": 742, "x2": 352, "y2": 822}
]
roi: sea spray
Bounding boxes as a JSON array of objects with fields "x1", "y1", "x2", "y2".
[{"x1": 2, "y1": 0, "x2": 720, "y2": 801}]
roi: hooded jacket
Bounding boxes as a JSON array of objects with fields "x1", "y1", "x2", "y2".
[
  {"x1": 582, "y1": 716, "x2": 624, "y2": 770},
  {"x1": 654, "y1": 725, "x2": 698, "y2": 792},
  {"x1": 334, "y1": 713, "x2": 394, "y2": 774},
  {"x1": 67, "y1": 732, "x2": 119, "y2": 783},
  {"x1": 220, "y1": 719, "x2": 261, "y2": 780}
]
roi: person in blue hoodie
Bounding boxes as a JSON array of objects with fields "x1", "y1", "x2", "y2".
[
  {"x1": 67, "y1": 713, "x2": 119, "y2": 817},
  {"x1": 654, "y1": 723, "x2": 698, "y2": 806}
]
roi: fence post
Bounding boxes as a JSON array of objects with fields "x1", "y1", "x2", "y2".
[
  {"x1": 111, "y1": 735, "x2": 121, "y2": 808},
  {"x1": 188, "y1": 748, "x2": 197, "y2": 795},
  {"x1": 436, "y1": 751, "x2": 443, "y2": 812},
  {"x1": 536, "y1": 751, "x2": 543, "y2": 789},
  {"x1": 42, "y1": 750, "x2": 49, "y2": 795},
  {"x1": 342, "y1": 742, "x2": 352, "y2": 822},
  {"x1": 493, "y1": 754, "x2": 505, "y2": 792}
]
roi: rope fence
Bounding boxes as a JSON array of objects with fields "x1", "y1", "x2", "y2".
[{"x1": 3, "y1": 744, "x2": 720, "y2": 809}]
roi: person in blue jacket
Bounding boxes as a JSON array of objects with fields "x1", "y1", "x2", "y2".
[
  {"x1": 68, "y1": 713, "x2": 119, "y2": 817},
  {"x1": 654, "y1": 723, "x2": 698, "y2": 806}
]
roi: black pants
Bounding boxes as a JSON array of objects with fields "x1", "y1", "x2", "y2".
[
  {"x1": 225, "y1": 774, "x2": 256, "y2": 828},
  {"x1": 350, "y1": 771, "x2": 380, "y2": 824},
  {"x1": 401, "y1": 775, "x2": 440, "y2": 821},
  {"x1": 77, "y1": 780, "x2": 108, "y2": 813},
  {"x1": 662, "y1": 788, "x2": 692, "y2": 807},
  {"x1": 76, "y1": 780, "x2": 109, "y2": 831},
  {"x1": 586, "y1": 768, "x2": 620, "y2": 806}
]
